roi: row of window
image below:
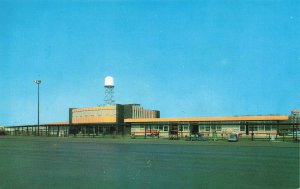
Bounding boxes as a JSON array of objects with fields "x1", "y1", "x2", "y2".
[
  {"x1": 240, "y1": 125, "x2": 275, "y2": 131},
  {"x1": 144, "y1": 125, "x2": 169, "y2": 131},
  {"x1": 135, "y1": 125, "x2": 190, "y2": 132},
  {"x1": 73, "y1": 110, "x2": 116, "y2": 118},
  {"x1": 199, "y1": 125, "x2": 222, "y2": 131},
  {"x1": 199, "y1": 125, "x2": 275, "y2": 131},
  {"x1": 134, "y1": 124, "x2": 276, "y2": 132},
  {"x1": 132, "y1": 109, "x2": 157, "y2": 119}
]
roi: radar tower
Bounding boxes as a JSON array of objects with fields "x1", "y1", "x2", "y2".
[{"x1": 104, "y1": 76, "x2": 115, "y2": 105}]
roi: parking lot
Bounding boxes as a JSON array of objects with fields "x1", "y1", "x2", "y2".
[{"x1": 0, "y1": 136, "x2": 299, "y2": 189}]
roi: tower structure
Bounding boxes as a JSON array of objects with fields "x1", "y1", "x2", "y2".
[{"x1": 104, "y1": 76, "x2": 115, "y2": 105}]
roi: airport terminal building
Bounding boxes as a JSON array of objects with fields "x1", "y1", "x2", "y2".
[
  {"x1": 5, "y1": 103, "x2": 294, "y2": 139},
  {"x1": 4, "y1": 76, "x2": 298, "y2": 139}
]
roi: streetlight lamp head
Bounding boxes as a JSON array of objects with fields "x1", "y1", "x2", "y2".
[
  {"x1": 34, "y1": 80, "x2": 41, "y2": 84},
  {"x1": 292, "y1": 109, "x2": 299, "y2": 116}
]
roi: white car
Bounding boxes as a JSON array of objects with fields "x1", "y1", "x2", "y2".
[{"x1": 228, "y1": 132, "x2": 240, "y2": 142}]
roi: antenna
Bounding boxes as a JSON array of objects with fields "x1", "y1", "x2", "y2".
[{"x1": 104, "y1": 76, "x2": 115, "y2": 105}]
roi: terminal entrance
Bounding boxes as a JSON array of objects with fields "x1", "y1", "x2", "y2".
[
  {"x1": 169, "y1": 124, "x2": 179, "y2": 140},
  {"x1": 190, "y1": 124, "x2": 199, "y2": 134}
]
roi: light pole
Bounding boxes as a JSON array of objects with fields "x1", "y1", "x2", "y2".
[
  {"x1": 291, "y1": 109, "x2": 299, "y2": 141},
  {"x1": 34, "y1": 80, "x2": 41, "y2": 135}
]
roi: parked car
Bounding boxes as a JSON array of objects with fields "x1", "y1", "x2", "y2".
[
  {"x1": 198, "y1": 133, "x2": 209, "y2": 141},
  {"x1": 278, "y1": 130, "x2": 300, "y2": 137},
  {"x1": 228, "y1": 132, "x2": 240, "y2": 142},
  {"x1": 278, "y1": 130, "x2": 289, "y2": 136},
  {"x1": 146, "y1": 130, "x2": 159, "y2": 137},
  {"x1": 185, "y1": 133, "x2": 208, "y2": 141}
]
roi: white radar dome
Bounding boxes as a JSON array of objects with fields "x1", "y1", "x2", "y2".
[{"x1": 104, "y1": 76, "x2": 114, "y2": 87}]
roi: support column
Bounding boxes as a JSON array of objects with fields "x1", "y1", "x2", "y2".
[
  {"x1": 93, "y1": 126, "x2": 95, "y2": 138},
  {"x1": 57, "y1": 125, "x2": 60, "y2": 137}
]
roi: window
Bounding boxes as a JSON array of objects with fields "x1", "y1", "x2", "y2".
[
  {"x1": 163, "y1": 126, "x2": 168, "y2": 131},
  {"x1": 153, "y1": 126, "x2": 158, "y2": 130},
  {"x1": 265, "y1": 125, "x2": 271, "y2": 131},
  {"x1": 240, "y1": 125, "x2": 245, "y2": 131},
  {"x1": 257, "y1": 125, "x2": 264, "y2": 131},
  {"x1": 205, "y1": 126, "x2": 210, "y2": 131},
  {"x1": 216, "y1": 126, "x2": 222, "y2": 131},
  {"x1": 184, "y1": 126, "x2": 189, "y2": 131},
  {"x1": 251, "y1": 126, "x2": 258, "y2": 131},
  {"x1": 159, "y1": 126, "x2": 163, "y2": 131},
  {"x1": 199, "y1": 126, "x2": 205, "y2": 131}
]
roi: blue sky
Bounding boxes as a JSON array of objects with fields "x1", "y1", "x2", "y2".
[{"x1": 0, "y1": 0, "x2": 299, "y2": 126}]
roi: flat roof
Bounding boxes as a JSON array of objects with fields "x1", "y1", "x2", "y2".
[{"x1": 124, "y1": 115, "x2": 289, "y2": 123}]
